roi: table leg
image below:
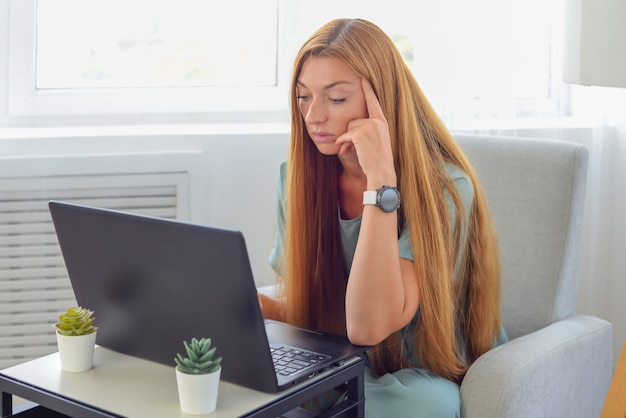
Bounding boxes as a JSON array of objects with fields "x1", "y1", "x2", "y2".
[
  {"x1": 345, "y1": 360, "x2": 365, "y2": 418},
  {"x1": 1, "y1": 391, "x2": 13, "y2": 417}
]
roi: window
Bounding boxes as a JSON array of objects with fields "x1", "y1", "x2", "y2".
[
  {"x1": 7, "y1": 0, "x2": 566, "y2": 125},
  {"x1": 8, "y1": 0, "x2": 313, "y2": 120},
  {"x1": 36, "y1": 1, "x2": 279, "y2": 89}
]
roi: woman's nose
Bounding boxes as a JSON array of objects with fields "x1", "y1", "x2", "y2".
[{"x1": 304, "y1": 99, "x2": 326, "y2": 124}]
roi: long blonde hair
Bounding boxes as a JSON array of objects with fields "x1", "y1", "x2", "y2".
[{"x1": 278, "y1": 18, "x2": 501, "y2": 383}]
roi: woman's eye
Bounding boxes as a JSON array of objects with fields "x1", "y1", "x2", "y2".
[
  {"x1": 330, "y1": 98, "x2": 346, "y2": 104},
  {"x1": 296, "y1": 95, "x2": 309, "y2": 101}
]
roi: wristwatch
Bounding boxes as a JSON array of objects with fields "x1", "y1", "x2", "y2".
[{"x1": 363, "y1": 186, "x2": 401, "y2": 213}]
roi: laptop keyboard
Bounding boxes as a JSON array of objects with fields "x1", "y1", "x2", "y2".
[{"x1": 270, "y1": 345, "x2": 331, "y2": 377}]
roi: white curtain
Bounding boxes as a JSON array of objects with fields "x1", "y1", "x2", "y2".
[{"x1": 569, "y1": 87, "x2": 626, "y2": 366}]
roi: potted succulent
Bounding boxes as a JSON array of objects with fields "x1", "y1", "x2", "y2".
[
  {"x1": 175, "y1": 337, "x2": 222, "y2": 415},
  {"x1": 54, "y1": 306, "x2": 97, "y2": 372}
]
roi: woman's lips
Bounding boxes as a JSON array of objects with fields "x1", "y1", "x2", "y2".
[{"x1": 310, "y1": 132, "x2": 336, "y2": 144}]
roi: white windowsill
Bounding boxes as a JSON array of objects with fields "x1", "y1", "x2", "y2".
[
  {"x1": 0, "y1": 122, "x2": 292, "y2": 140},
  {"x1": 0, "y1": 116, "x2": 599, "y2": 142}
]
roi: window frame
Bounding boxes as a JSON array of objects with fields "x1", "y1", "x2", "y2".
[{"x1": 7, "y1": 0, "x2": 314, "y2": 121}]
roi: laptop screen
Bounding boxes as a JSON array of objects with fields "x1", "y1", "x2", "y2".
[{"x1": 49, "y1": 201, "x2": 278, "y2": 391}]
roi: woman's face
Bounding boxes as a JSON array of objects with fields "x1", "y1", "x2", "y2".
[{"x1": 296, "y1": 56, "x2": 368, "y2": 155}]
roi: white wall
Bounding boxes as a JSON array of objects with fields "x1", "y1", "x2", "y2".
[
  {"x1": 0, "y1": 0, "x2": 8, "y2": 119},
  {"x1": 0, "y1": 126, "x2": 290, "y2": 287}
]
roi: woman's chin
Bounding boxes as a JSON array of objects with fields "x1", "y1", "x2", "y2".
[{"x1": 314, "y1": 142, "x2": 341, "y2": 156}]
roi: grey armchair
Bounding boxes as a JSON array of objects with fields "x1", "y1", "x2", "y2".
[
  {"x1": 456, "y1": 134, "x2": 613, "y2": 417},
  {"x1": 259, "y1": 134, "x2": 613, "y2": 417}
]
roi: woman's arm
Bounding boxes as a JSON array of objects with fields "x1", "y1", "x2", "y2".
[
  {"x1": 345, "y1": 208, "x2": 420, "y2": 346},
  {"x1": 336, "y1": 79, "x2": 420, "y2": 346}
]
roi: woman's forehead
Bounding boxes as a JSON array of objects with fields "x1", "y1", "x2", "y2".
[{"x1": 297, "y1": 56, "x2": 360, "y2": 89}]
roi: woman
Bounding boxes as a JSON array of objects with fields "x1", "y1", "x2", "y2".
[{"x1": 259, "y1": 18, "x2": 506, "y2": 417}]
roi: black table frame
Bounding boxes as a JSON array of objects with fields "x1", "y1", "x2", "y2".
[{"x1": 1, "y1": 356, "x2": 364, "y2": 418}]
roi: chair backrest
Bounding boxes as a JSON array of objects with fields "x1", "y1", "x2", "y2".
[{"x1": 455, "y1": 134, "x2": 589, "y2": 340}]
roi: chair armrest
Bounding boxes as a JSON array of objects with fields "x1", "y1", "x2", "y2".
[
  {"x1": 257, "y1": 284, "x2": 277, "y2": 297},
  {"x1": 460, "y1": 315, "x2": 612, "y2": 418}
]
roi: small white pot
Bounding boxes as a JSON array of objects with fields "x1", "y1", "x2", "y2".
[
  {"x1": 56, "y1": 330, "x2": 97, "y2": 372},
  {"x1": 175, "y1": 366, "x2": 221, "y2": 415}
]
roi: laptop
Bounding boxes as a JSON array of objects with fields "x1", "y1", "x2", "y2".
[{"x1": 48, "y1": 200, "x2": 368, "y2": 393}]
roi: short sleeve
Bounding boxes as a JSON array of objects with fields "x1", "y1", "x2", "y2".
[
  {"x1": 398, "y1": 164, "x2": 474, "y2": 270},
  {"x1": 398, "y1": 222, "x2": 414, "y2": 261},
  {"x1": 268, "y1": 161, "x2": 287, "y2": 275}
]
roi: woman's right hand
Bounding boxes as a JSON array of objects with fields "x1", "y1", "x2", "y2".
[{"x1": 257, "y1": 293, "x2": 285, "y2": 321}]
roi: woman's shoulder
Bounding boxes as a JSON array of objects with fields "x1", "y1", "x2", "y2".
[
  {"x1": 444, "y1": 162, "x2": 470, "y2": 182},
  {"x1": 278, "y1": 160, "x2": 289, "y2": 183},
  {"x1": 444, "y1": 163, "x2": 474, "y2": 202},
  {"x1": 275, "y1": 160, "x2": 288, "y2": 202}
]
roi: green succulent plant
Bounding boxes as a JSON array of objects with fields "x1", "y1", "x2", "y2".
[
  {"x1": 175, "y1": 337, "x2": 222, "y2": 375},
  {"x1": 54, "y1": 306, "x2": 97, "y2": 336}
]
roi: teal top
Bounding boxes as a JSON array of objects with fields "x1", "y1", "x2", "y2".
[
  {"x1": 269, "y1": 160, "x2": 474, "y2": 278},
  {"x1": 268, "y1": 161, "x2": 506, "y2": 417}
]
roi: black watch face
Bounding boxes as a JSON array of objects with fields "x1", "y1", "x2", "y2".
[{"x1": 379, "y1": 187, "x2": 400, "y2": 212}]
